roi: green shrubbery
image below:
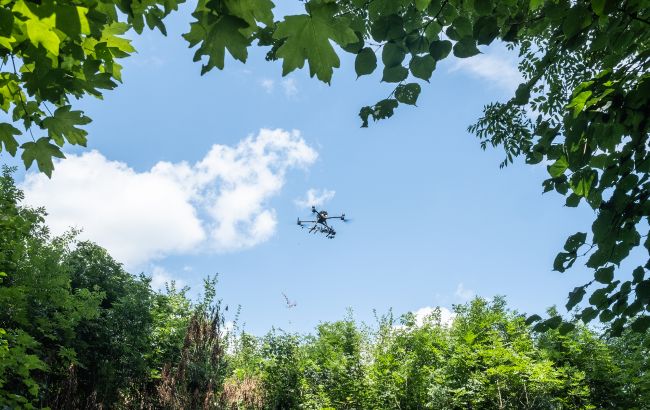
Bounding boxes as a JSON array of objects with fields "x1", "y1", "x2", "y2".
[{"x1": 1, "y1": 166, "x2": 649, "y2": 409}]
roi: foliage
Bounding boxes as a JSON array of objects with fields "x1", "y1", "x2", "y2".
[
  {"x1": 1, "y1": 167, "x2": 649, "y2": 408},
  {"x1": 467, "y1": 0, "x2": 650, "y2": 336},
  {"x1": 2, "y1": 0, "x2": 647, "y2": 334},
  {"x1": 223, "y1": 298, "x2": 649, "y2": 410},
  {"x1": 156, "y1": 276, "x2": 231, "y2": 409}
]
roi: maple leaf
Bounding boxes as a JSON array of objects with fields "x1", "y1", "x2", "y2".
[
  {"x1": 0, "y1": 123, "x2": 20, "y2": 156},
  {"x1": 41, "y1": 105, "x2": 91, "y2": 146},
  {"x1": 184, "y1": 14, "x2": 250, "y2": 74},
  {"x1": 273, "y1": 1, "x2": 357, "y2": 84},
  {"x1": 21, "y1": 137, "x2": 65, "y2": 178},
  {"x1": 225, "y1": 0, "x2": 274, "y2": 33}
]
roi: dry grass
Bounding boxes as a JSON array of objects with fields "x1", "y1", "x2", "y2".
[{"x1": 222, "y1": 376, "x2": 266, "y2": 410}]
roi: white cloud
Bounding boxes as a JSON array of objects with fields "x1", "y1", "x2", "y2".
[
  {"x1": 282, "y1": 78, "x2": 298, "y2": 97},
  {"x1": 449, "y1": 50, "x2": 522, "y2": 93},
  {"x1": 395, "y1": 306, "x2": 455, "y2": 330},
  {"x1": 21, "y1": 128, "x2": 317, "y2": 268},
  {"x1": 413, "y1": 306, "x2": 455, "y2": 327},
  {"x1": 294, "y1": 188, "x2": 336, "y2": 209},
  {"x1": 150, "y1": 265, "x2": 186, "y2": 291},
  {"x1": 455, "y1": 283, "x2": 475, "y2": 302},
  {"x1": 260, "y1": 78, "x2": 274, "y2": 93}
]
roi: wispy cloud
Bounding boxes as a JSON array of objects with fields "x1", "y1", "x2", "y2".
[
  {"x1": 449, "y1": 49, "x2": 522, "y2": 93},
  {"x1": 21, "y1": 129, "x2": 317, "y2": 268},
  {"x1": 294, "y1": 188, "x2": 336, "y2": 209},
  {"x1": 455, "y1": 283, "x2": 475, "y2": 302},
  {"x1": 150, "y1": 265, "x2": 186, "y2": 290},
  {"x1": 260, "y1": 78, "x2": 274, "y2": 93},
  {"x1": 282, "y1": 78, "x2": 298, "y2": 97}
]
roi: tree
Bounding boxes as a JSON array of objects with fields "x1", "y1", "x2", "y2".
[
  {"x1": 2, "y1": 0, "x2": 648, "y2": 333},
  {"x1": 0, "y1": 166, "x2": 103, "y2": 407}
]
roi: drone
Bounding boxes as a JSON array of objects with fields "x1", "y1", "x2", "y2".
[{"x1": 297, "y1": 206, "x2": 347, "y2": 238}]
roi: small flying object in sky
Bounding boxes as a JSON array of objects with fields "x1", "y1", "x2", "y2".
[
  {"x1": 297, "y1": 206, "x2": 347, "y2": 239},
  {"x1": 282, "y1": 292, "x2": 297, "y2": 309}
]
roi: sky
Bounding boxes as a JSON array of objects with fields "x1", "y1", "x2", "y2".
[{"x1": 2, "y1": 3, "x2": 608, "y2": 335}]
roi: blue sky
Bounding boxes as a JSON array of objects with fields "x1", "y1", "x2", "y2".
[{"x1": 4, "y1": 3, "x2": 609, "y2": 335}]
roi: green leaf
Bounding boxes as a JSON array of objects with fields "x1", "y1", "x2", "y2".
[
  {"x1": 394, "y1": 83, "x2": 421, "y2": 105},
  {"x1": 591, "y1": 0, "x2": 606, "y2": 15},
  {"x1": 631, "y1": 316, "x2": 650, "y2": 332},
  {"x1": 185, "y1": 14, "x2": 250, "y2": 74},
  {"x1": 473, "y1": 0, "x2": 493, "y2": 15},
  {"x1": 0, "y1": 8, "x2": 14, "y2": 37},
  {"x1": 636, "y1": 280, "x2": 650, "y2": 302},
  {"x1": 452, "y1": 16, "x2": 472, "y2": 37},
  {"x1": 580, "y1": 307, "x2": 598, "y2": 323},
  {"x1": 100, "y1": 22, "x2": 136, "y2": 55},
  {"x1": 382, "y1": 42, "x2": 406, "y2": 67},
  {"x1": 553, "y1": 252, "x2": 576, "y2": 272},
  {"x1": 566, "y1": 286, "x2": 586, "y2": 310},
  {"x1": 405, "y1": 35, "x2": 429, "y2": 54},
  {"x1": 565, "y1": 193, "x2": 581, "y2": 207},
  {"x1": 453, "y1": 37, "x2": 480, "y2": 58},
  {"x1": 21, "y1": 137, "x2": 65, "y2": 178},
  {"x1": 595, "y1": 266, "x2": 614, "y2": 284},
  {"x1": 56, "y1": 5, "x2": 90, "y2": 38},
  {"x1": 429, "y1": 40, "x2": 452, "y2": 60},
  {"x1": 409, "y1": 55, "x2": 436, "y2": 81},
  {"x1": 355, "y1": 47, "x2": 377, "y2": 77},
  {"x1": 558, "y1": 322, "x2": 575, "y2": 335},
  {"x1": 445, "y1": 26, "x2": 461, "y2": 41},
  {"x1": 25, "y1": 16, "x2": 60, "y2": 56},
  {"x1": 359, "y1": 99, "x2": 399, "y2": 127},
  {"x1": 41, "y1": 106, "x2": 91, "y2": 146},
  {"x1": 342, "y1": 32, "x2": 364, "y2": 53},
  {"x1": 632, "y1": 266, "x2": 645, "y2": 284},
  {"x1": 370, "y1": 14, "x2": 405, "y2": 42},
  {"x1": 567, "y1": 90, "x2": 593, "y2": 118},
  {"x1": 225, "y1": 0, "x2": 275, "y2": 28},
  {"x1": 562, "y1": 5, "x2": 592, "y2": 39},
  {"x1": 273, "y1": 6, "x2": 357, "y2": 83},
  {"x1": 382, "y1": 65, "x2": 408, "y2": 83},
  {"x1": 424, "y1": 21, "x2": 441, "y2": 40},
  {"x1": 545, "y1": 316, "x2": 562, "y2": 329},
  {"x1": 548, "y1": 156, "x2": 568, "y2": 177},
  {"x1": 513, "y1": 83, "x2": 531, "y2": 105},
  {"x1": 563, "y1": 232, "x2": 586, "y2": 252},
  {"x1": 589, "y1": 287, "x2": 609, "y2": 307},
  {"x1": 525, "y1": 314, "x2": 542, "y2": 325},
  {"x1": 415, "y1": 0, "x2": 432, "y2": 11},
  {"x1": 474, "y1": 16, "x2": 499, "y2": 45},
  {"x1": 529, "y1": 0, "x2": 544, "y2": 10},
  {"x1": 599, "y1": 309, "x2": 614, "y2": 322},
  {"x1": 0, "y1": 123, "x2": 20, "y2": 156}
]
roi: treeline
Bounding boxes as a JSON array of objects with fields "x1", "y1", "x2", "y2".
[{"x1": 1, "y1": 165, "x2": 648, "y2": 409}]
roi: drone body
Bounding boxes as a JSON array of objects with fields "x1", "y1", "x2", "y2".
[{"x1": 297, "y1": 206, "x2": 346, "y2": 238}]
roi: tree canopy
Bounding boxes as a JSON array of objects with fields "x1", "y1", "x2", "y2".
[
  {"x1": 0, "y1": 0, "x2": 649, "y2": 334},
  {"x1": 2, "y1": 166, "x2": 649, "y2": 407}
]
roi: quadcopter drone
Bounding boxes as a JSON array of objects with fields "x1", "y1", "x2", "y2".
[{"x1": 297, "y1": 206, "x2": 346, "y2": 238}]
